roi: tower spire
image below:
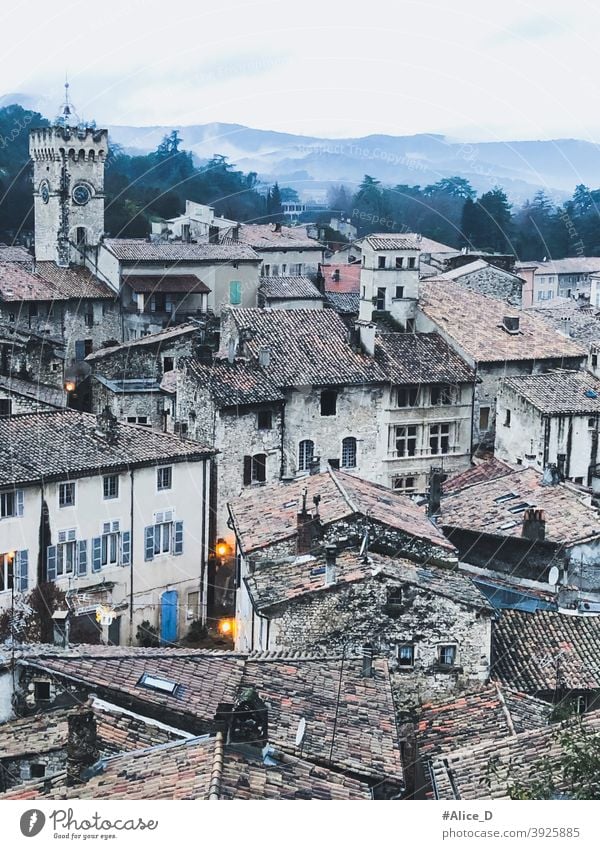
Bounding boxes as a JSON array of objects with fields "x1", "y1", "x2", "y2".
[{"x1": 55, "y1": 75, "x2": 79, "y2": 127}]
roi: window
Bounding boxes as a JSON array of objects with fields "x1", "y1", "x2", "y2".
[
  {"x1": 395, "y1": 425, "x2": 417, "y2": 457},
  {"x1": 298, "y1": 439, "x2": 315, "y2": 471},
  {"x1": 187, "y1": 590, "x2": 200, "y2": 620},
  {"x1": 58, "y1": 482, "x2": 75, "y2": 508},
  {"x1": 588, "y1": 417, "x2": 596, "y2": 429},
  {"x1": 407, "y1": 257, "x2": 416, "y2": 269},
  {"x1": 57, "y1": 534, "x2": 77, "y2": 576},
  {"x1": 144, "y1": 514, "x2": 182, "y2": 561},
  {"x1": 1, "y1": 489, "x2": 23, "y2": 518},
  {"x1": 103, "y1": 475, "x2": 119, "y2": 500},
  {"x1": 34, "y1": 681, "x2": 51, "y2": 701},
  {"x1": 101, "y1": 524, "x2": 120, "y2": 567},
  {"x1": 320, "y1": 389, "x2": 337, "y2": 416},
  {"x1": 127, "y1": 416, "x2": 149, "y2": 426},
  {"x1": 163, "y1": 356, "x2": 174, "y2": 372},
  {"x1": 328, "y1": 458, "x2": 340, "y2": 470},
  {"x1": 243, "y1": 454, "x2": 267, "y2": 485},
  {"x1": 504, "y1": 409, "x2": 511, "y2": 427},
  {"x1": 395, "y1": 385, "x2": 419, "y2": 407},
  {"x1": 429, "y1": 423, "x2": 450, "y2": 455},
  {"x1": 438, "y1": 645, "x2": 456, "y2": 666},
  {"x1": 479, "y1": 406, "x2": 490, "y2": 432},
  {"x1": 30, "y1": 763, "x2": 46, "y2": 779},
  {"x1": 263, "y1": 264, "x2": 270, "y2": 276},
  {"x1": 395, "y1": 257, "x2": 404, "y2": 269},
  {"x1": 138, "y1": 673, "x2": 178, "y2": 695},
  {"x1": 394, "y1": 285, "x2": 404, "y2": 299},
  {"x1": 0, "y1": 552, "x2": 13, "y2": 592},
  {"x1": 397, "y1": 644, "x2": 414, "y2": 667},
  {"x1": 592, "y1": 351, "x2": 599, "y2": 369},
  {"x1": 84, "y1": 312, "x2": 94, "y2": 328},
  {"x1": 29, "y1": 302, "x2": 38, "y2": 318},
  {"x1": 378, "y1": 255, "x2": 386, "y2": 269},
  {"x1": 0, "y1": 398, "x2": 11, "y2": 417},
  {"x1": 229, "y1": 280, "x2": 242, "y2": 305},
  {"x1": 293, "y1": 263, "x2": 303, "y2": 276},
  {"x1": 75, "y1": 339, "x2": 93, "y2": 361},
  {"x1": 154, "y1": 519, "x2": 173, "y2": 555},
  {"x1": 341, "y1": 436, "x2": 357, "y2": 468},
  {"x1": 281, "y1": 264, "x2": 287, "y2": 274},
  {"x1": 257, "y1": 410, "x2": 272, "y2": 430},
  {"x1": 573, "y1": 694, "x2": 588, "y2": 715},
  {"x1": 157, "y1": 466, "x2": 172, "y2": 491},
  {"x1": 430, "y1": 384, "x2": 453, "y2": 405},
  {"x1": 376, "y1": 287, "x2": 386, "y2": 310},
  {"x1": 393, "y1": 476, "x2": 416, "y2": 493}
]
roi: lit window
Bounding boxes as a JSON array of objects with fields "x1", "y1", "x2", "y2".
[
  {"x1": 0, "y1": 552, "x2": 14, "y2": 592},
  {"x1": 187, "y1": 591, "x2": 200, "y2": 620},
  {"x1": 341, "y1": 436, "x2": 357, "y2": 468},
  {"x1": 438, "y1": 645, "x2": 456, "y2": 666},
  {"x1": 103, "y1": 475, "x2": 119, "y2": 500},
  {"x1": 157, "y1": 466, "x2": 172, "y2": 491},
  {"x1": 298, "y1": 439, "x2": 315, "y2": 471},
  {"x1": 58, "y1": 482, "x2": 76, "y2": 508}
]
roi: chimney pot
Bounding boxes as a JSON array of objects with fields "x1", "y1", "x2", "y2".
[
  {"x1": 522, "y1": 507, "x2": 546, "y2": 541},
  {"x1": 325, "y1": 544, "x2": 337, "y2": 585},
  {"x1": 362, "y1": 643, "x2": 374, "y2": 678}
]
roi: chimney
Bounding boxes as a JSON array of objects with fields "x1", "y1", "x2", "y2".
[
  {"x1": 297, "y1": 488, "x2": 317, "y2": 555},
  {"x1": 362, "y1": 643, "x2": 374, "y2": 678},
  {"x1": 332, "y1": 268, "x2": 340, "y2": 282},
  {"x1": 428, "y1": 466, "x2": 444, "y2": 516},
  {"x1": 66, "y1": 705, "x2": 99, "y2": 786},
  {"x1": 309, "y1": 457, "x2": 321, "y2": 476},
  {"x1": 522, "y1": 508, "x2": 546, "y2": 541},
  {"x1": 258, "y1": 346, "x2": 271, "y2": 368},
  {"x1": 558, "y1": 317, "x2": 572, "y2": 337},
  {"x1": 358, "y1": 323, "x2": 376, "y2": 356},
  {"x1": 273, "y1": 222, "x2": 282, "y2": 233},
  {"x1": 325, "y1": 544, "x2": 337, "y2": 585},
  {"x1": 230, "y1": 687, "x2": 268, "y2": 746},
  {"x1": 94, "y1": 407, "x2": 118, "y2": 444}
]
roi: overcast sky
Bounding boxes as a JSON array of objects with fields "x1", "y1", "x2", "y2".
[{"x1": 2, "y1": 0, "x2": 599, "y2": 141}]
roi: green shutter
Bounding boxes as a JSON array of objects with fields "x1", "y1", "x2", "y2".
[{"x1": 229, "y1": 280, "x2": 242, "y2": 305}]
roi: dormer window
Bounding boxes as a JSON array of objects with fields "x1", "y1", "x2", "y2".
[{"x1": 502, "y1": 316, "x2": 520, "y2": 334}]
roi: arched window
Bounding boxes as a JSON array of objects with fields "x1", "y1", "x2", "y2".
[
  {"x1": 341, "y1": 436, "x2": 357, "y2": 468},
  {"x1": 298, "y1": 439, "x2": 315, "y2": 472}
]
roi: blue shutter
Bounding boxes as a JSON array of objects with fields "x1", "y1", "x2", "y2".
[
  {"x1": 92, "y1": 537, "x2": 102, "y2": 573},
  {"x1": 174, "y1": 521, "x2": 184, "y2": 555},
  {"x1": 16, "y1": 550, "x2": 28, "y2": 592},
  {"x1": 144, "y1": 526, "x2": 155, "y2": 561},
  {"x1": 121, "y1": 531, "x2": 131, "y2": 566},
  {"x1": 77, "y1": 540, "x2": 88, "y2": 576},
  {"x1": 47, "y1": 545, "x2": 57, "y2": 582},
  {"x1": 16, "y1": 490, "x2": 24, "y2": 517}
]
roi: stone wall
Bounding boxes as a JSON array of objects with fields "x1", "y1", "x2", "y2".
[{"x1": 453, "y1": 266, "x2": 523, "y2": 307}]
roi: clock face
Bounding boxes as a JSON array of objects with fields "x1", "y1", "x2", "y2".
[
  {"x1": 72, "y1": 183, "x2": 92, "y2": 206},
  {"x1": 40, "y1": 181, "x2": 50, "y2": 204}
]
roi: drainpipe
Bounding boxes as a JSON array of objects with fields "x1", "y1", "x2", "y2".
[
  {"x1": 469, "y1": 368, "x2": 477, "y2": 458},
  {"x1": 200, "y1": 457, "x2": 208, "y2": 624},
  {"x1": 129, "y1": 468, "x2": 134, "y2": 645},
  {"x1": 279, "y1": 401, "x2": 286, "y2": 478}
]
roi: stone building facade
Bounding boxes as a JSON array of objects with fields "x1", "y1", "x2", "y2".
[{"x1": 431, "y1": 260, "x2": 524, "y2": 307}]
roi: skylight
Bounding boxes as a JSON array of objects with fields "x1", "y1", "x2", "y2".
[
  {"x1": 507, "y1": 502, "x2": 531, "y2": 514},
  {"x1": 137, "y1": 673, "x2": 178, "y2": 695},
  {"x1": 494, "y1": 493, "x2": 518, "y2": 504}
]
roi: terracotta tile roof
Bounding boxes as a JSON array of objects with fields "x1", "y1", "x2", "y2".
[
  {"x1": 0, "y1": 735, "x2": 372, "y2": 800},
  {"x1": 228, "y1": 468, "x2": 455, "y2": 554},
  {"x1": 417, "y1": 236, "x2": 457, "y2": 254},
  {"x1": 0, "y1": 374, "x2": 66, "y2": 408},
  {"x1": 103, "y1": 238, "x2": 260, "y2": 263},
  {"x1": 417, "y1": 684, "x2": 550, "y2": 762},
  {"x1": 228, "y1": 307, "x2": 387, "y2": 386},
  {"x1": 0, "y1": 245, "x2": 32, "y2": 262},
  {"x1": 123, "y1": 275, "x2": 210, "y2": 294},
  {"x1": 184, "y1": 358, "x2": 284, "y2": 408},
  {"x1": 440, "y1": 466, "x2": 600, "y2": 546},
  {"x1": 320, "y1": 263, "x2": 361, "y2": 294},
  {"x1": 34, "y1": 263, "x2": 115, "y2": 299},
  {"x1": 492, "y1": 609, "x2": 600, "y2": 692},
  {"x1": 519, "y1": 257, "x2": 600, "y2": 275},
  {"x1": 0, "y1": 262, "x2": 113, "y2": 302},
  {"x1": 528, "y1": 300, "x2": 600, "y2": 347},
  {"x1": 0, "y1": 698, "x2": 187, "y2": 761},
  {"x1": 363, "y1": 233, "x2": 421, "y2": 251},
  {"x1": 419, "y1": 279, "x2": 586, "y2": 363},
  {"x1": 436, "y1": 259, "x2": 523, "y2": 283},
  {"x1": 86, "y1": 322, "x2": 198, "y2": 361},
  {"x1": 443, "y1": 458, "x2": 519, "y2": 495},
  {"x1": 258, "y1": 276, "x2": 323, "y2": 300},
  {"x1": 503, "y1": 369, "x2": 600, "y2": 414},
  {"x1": 241, "y1": 655, "x2": 403, "y2": 783},
  {"x1": 430, "y1": 709, "x2": 600, "y2": 799},
  {"x1": 0, "y1": 410, "x2": 214, "y2": 488},
  {"x1": 245, "y1": 548, "x2": 490, "y2": 613},
  {"x1": 238, "y1": 224, "x2": 324, "y2": 251},
  {"x1": 375, "y1": 332, "x2": 475, "y2": 384},
  {"x1": 324, "y1": 291, "x2": 360, "y2": 314}
]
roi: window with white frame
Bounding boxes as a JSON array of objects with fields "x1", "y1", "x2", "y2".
[
  {"x1": 437, "y1": 644, "x2": 457, "y2": 666},
  {"x1": 429, "y1": 423, "x2": 450, "y2": 455},
  {"x1": 0, "y1": 489, "x2": 23, "y2": 519},
  {"x1": 157, "y1": 466, "x2": 172, "y2": 491},
  {"x1": 57, "y1": 529, "x2": 77, "y2": 575},
  {"x1": 103, "y1": 475, "x2": 119, "y2": 500},
  {"x1": 58, "y1": 482, "x2": 75, "y2": 508},
  {"x1": 101, "y1": 521, "x2": 120, "y2": 567},
  {"x1": 341, "y1": 436, "x2": 357, "y2": 468},
  {"x1": 392, "y1": 475, "x2": 416, "y2": 493},
  {"x1": 0, "y1": 552, "x2": 13, "y2": 592},
  {"x1": 298, "y1": 439, "x2": 315, "y2": 471},
  {"x1": 397, "y1": 643, "x2": 414, "y2": 667},
  {"x1": 144, "y1": 510, "x2": 183, "y2": 561},
  {"x1": 395, "y1": 425, "x2": 417, "y2": 457}
]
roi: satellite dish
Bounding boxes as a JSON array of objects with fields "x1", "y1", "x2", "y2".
[
  {"x1": 548, "y1": 566, "x2": 560, "y2": 586},
  {"x1": 295, "y1": 717, "x2": 306, "y2": 748}
]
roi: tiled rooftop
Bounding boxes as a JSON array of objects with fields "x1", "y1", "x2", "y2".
[
  {"x1": 324, "y1": 291, "x2": 360, "y2": 314},
  {"x1": 0, "y1": 410, "x2": 214, "y2": 488},
  {"x1": 417, "y1": 684, "x2": 550, "y2": 763},
  {"x1": 440, "y1": 466, "x2": 600, "y2": 546},
  {"x1": 419, "y1": 279, "x2": 586, "y2": 363},
  {"x1": 0, "y1": 373, "x2": 66, "y2": 408},
  {"x1": 430, "y1": 709, "x2": 600, "y2": 799},
  {"x1": 502, "y1": 369, "x2": 600, "y2": 414},
  {"x1": 259, "y1": 276, "x2": 323, "y2": 300},
  {"x1": 435, "y1": 259, "x2": 523, "y2": 283},
  {"x1": 516, "y1": 257, "x2": 600, "y2": 275},
  {"x1": 238, "y1": 224, "x2": 323, "y2": 251},
  {"x1": 245, "y1": 548, "x2": 490, "y2": 613},
  {"x1": 228, "y1": 467, "x2": 455, "y2": 554},
  {"x1": 375, "y1": 332, "x2": 475, "y2": 384},
  {"x1": 123, "y1": 275, "x2": 210, "y2": 294},
  {"x1": 528, "y1": 300, "x2": 600, "y2": 347},
  {"x1": 228, "y1": 307, "x2": 387, "y2": 386},
  {"x1": 443, "y1": 458, "x2": 520, "y2": 495},
  {"x1": 85, "y1": 323, "x2": 198, "y2": 361},
  {"x1": 320, "y1": 263, "x2": 361, "y2": 294},
  {"x1": 103, "y1": 238, "x2": 260, "y2": 263},
  {"x1": 363, "y1": 233, "x2": 421, "y2": 251},
  {"x1": 0, "y1": 262, "x2": 114, "y2": 302},
  {"x1": 184, "y1": 357, "x2": 284, "y2": 408},
  {"x1": 0, "y1": 245, "x2": 32, "y2": 262},
  {"x1": 492, "y1": 609, "x2": 600, "y2": 692}
]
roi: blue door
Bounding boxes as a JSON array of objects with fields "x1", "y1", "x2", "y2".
[{"x1": 160, "y1": 590, "x2": 178, "y2": 645}]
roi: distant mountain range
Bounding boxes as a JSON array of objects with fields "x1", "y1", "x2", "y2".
[{"x1": 4, "y1": 93, "x2": 600, "y2": 202}]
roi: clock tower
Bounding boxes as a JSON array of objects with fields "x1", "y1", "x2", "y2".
[{"x1": 30, "y1": 83, "x2": 108, "y2": 267}]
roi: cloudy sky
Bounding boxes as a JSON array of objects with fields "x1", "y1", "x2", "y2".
[{"x1": 1, "y1": 0, "x2": 599, "y2": 141}]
